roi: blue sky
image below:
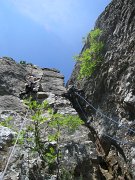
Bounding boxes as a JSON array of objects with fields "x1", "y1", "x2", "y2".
[{"x1": 0, "y1": 0, "x2": 111, "y2": 82}]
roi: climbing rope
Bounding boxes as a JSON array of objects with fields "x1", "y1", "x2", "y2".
[
  {"x1": 75, "y1": 92, "x2": 135, "y2": 135},
  {"x1": 74, "y1": 91, "x2": 135, "y2": 145},
  {"x1": 0, "y1": 69, "x2": 44, "y2": 179},
  {"x1": 1, "y1": 106, "x2": 30, "y2": 180},
  {"x1": 75, "y1": 97, "x2": 88, "y2": 120}
]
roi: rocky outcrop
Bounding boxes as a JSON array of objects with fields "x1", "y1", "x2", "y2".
[
  {"x1": 40, "y1": 68, "x2": 66, "y2": 96},
  {"x1": 1, "y1": 0, "x2": 135, "y2": 179},
  {"x1": 0, "y1": 58, "x2": 67, "y2": 97},
  {"x1": 68, "y1": 0, "x2": 135, "y2": 179},
  {"x1": 0, "y1": 58, "x2": 92, "y2": 180},
  {"x1": 0, "y1": 58, "x2": 27, "y2": 96}
]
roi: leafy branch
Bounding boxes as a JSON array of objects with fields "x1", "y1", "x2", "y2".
[{"x1": 74, "y1": 28, "x2": 104, "y2": 79}]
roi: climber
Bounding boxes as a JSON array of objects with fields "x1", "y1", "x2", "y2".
[
  {"x1": 20, "y1": 73, "x2": 42, "y2": 99},
  {"x1": 25, "y1": 74, "x2": 41, "y2": 92}
]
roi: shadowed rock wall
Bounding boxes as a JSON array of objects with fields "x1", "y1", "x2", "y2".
[{"x1": 68, "y1": 0, "x2": 135, "y2": 178}]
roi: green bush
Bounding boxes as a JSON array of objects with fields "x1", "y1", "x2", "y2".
[
  {"x1": 23, "y1": 98, "x2": 84, "y2": 179},
  {"x1": 3, "y1": 56, "x2": 15, "y2": 61},
  {"x1": 74, "y1": 28, "x2": 104, "y2": 79},
  {"x1": 1, "y1": 98, "x2": 84, "y2": 179},
  {"x1": 19, "y1": 60, "x2": 26, "y2": 65},
  {"x1": 19, "y1": 60, "x2": 33, "y2": 66},
  {"x1": 0, "y1": 116, "x2": 13, "y2": 129}
]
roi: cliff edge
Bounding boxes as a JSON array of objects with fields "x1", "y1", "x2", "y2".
[{"x1": 68, "y1": 0, "x2": 135, "y2": 178}]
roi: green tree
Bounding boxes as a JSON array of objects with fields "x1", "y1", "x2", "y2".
[
  {"x1": 23, "y1": 98, "x2": 84, "y2": 179},
  {"x1": 74, "y1": 28, "x2": 104, "y2": 79},
  {"x1": 48, "y1": 113, "x2": 83, "y2": 179},
  {"x1": 1, "y1": 98, "x2": 84, "y2": 179}
]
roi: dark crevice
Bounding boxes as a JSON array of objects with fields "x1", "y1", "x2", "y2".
[{"x1": 98, "y1": 156, "x2": 109, "y2": 170}]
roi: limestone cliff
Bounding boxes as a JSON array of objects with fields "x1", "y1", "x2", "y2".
[
  {"x1": 0, "y1": 0, "x2": 135, "y2": 179},
  {"x1": 68, "y1": 0, "x2": 135, "y2": 179},
  {"x1": 0, "y1": 58, "x2": 90, "y2": 180}
]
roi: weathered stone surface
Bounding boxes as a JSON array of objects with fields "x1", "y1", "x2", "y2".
[
  {"x1": 68, "y1": 0, "x2": 135, "y2": 178},
  {"x1": 0, "y1": 58, "x2": 66, "y2": 98},
  {"x1": 0, "y1": 95, "x2": 26, "y2": 112},
  {"x1": 40, "y1": 69, "x2": 66, "y2": 96},
  {"x1": 0, "y1": 58, "x2": 91, "y2": 179},
  {"x1": 0, "y1": 126, "x2": 16, "y2": 180},
  {"x1": 0, "y1": 126, "x2": 15, "y2": 149},
  {"x1": 37, "y1": 92, "x2": 49, "y2": 99},
  {"x1": 1, "y1": 0, "x2": 135, "y2": 178},
  {"x1": 0, "y1": 106, "x2": 90, "y2": 180},
  {"x1": 0, "y1": 58, "x2": 27, "y2": 96}
]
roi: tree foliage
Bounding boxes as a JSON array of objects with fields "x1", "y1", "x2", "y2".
[
  {"x1": 75, "y1": 28, "x2": 104, "y2": 79},
  {"x1": 19, "y1": 60, "x2": 27, "y2": 65},
  {"x1": 24, "y1": 98, "x2": 83, "y2": 179},
  {"x1": 1, "y1": 97, "x2": 84, "y2": 179}
]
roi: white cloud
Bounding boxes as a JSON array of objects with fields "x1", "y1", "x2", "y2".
[{"x1": 9, "y1": 0, "x2": 79, "y2": 32}]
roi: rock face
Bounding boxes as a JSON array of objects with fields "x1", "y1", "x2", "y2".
[
  {"x1": 0, "y1": 58, "x2": 92, "y2": 180},
  {"x1": 0, "y1": 58, "x2": 66, "y2": 97},
  {"x1": 68, "y1": 0, "x2": 135, "y2": 179},
  {"x1": 0, "y1": 58, "x2": 27, "y2": 96},
  {"x1": 1, "y1": 0, "x2": 135, "y2": 179}
]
